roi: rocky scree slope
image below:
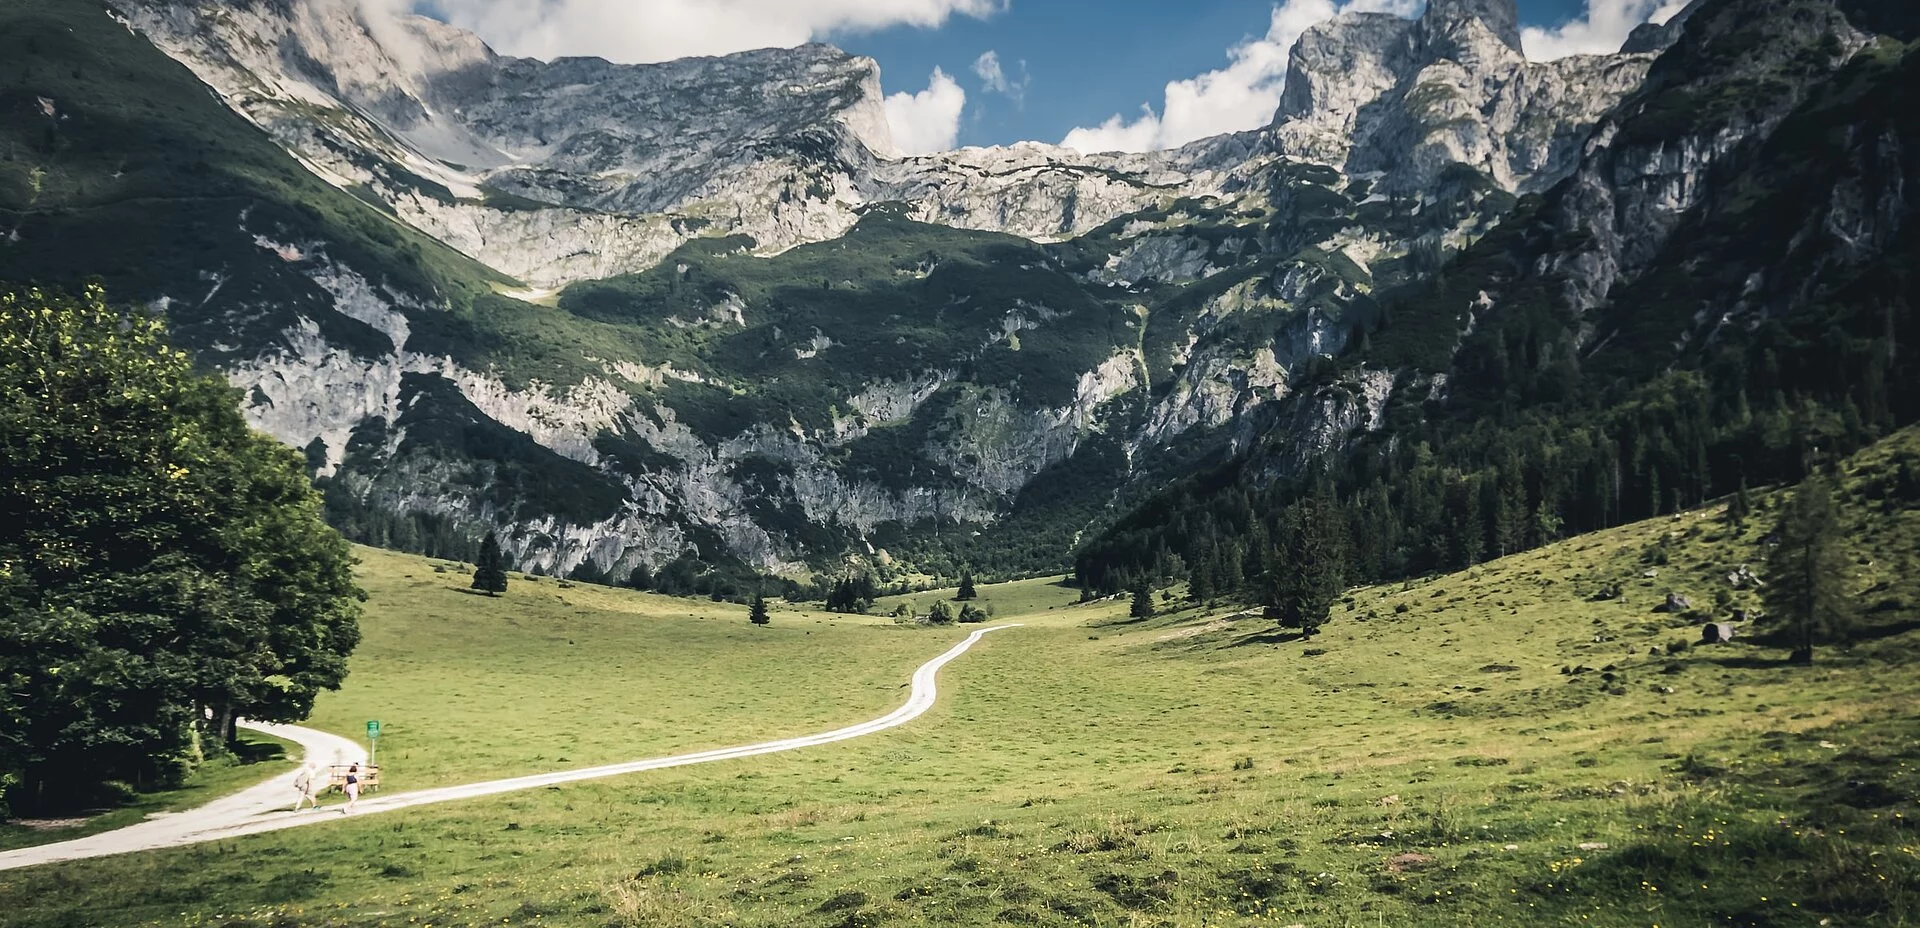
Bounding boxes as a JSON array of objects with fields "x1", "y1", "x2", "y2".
[{"x1": 4, "y1": 0, "x2": 1659, "y2": 582}]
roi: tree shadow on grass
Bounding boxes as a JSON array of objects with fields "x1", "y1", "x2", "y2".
[
  {"x1": 1228, "y1": 628, "x2": 1309, "y2": 648},
  {"x1": 1702, "y1": 653, "x2": 1798, "y2": 670},
  {"x1": 229, "y1": 738, "x2": 288, "y2": 765}
]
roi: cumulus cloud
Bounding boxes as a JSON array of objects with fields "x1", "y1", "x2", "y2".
[
  {"x1": 1520, "y1": 0, "x2": 1690, "y2": 60},
  {"x1": 420, "y1": 0, "x2": 1006, "y2": 63},
  {"x1": 1059, "y1": 0, "x2": 1419, "y2": 155},
  {"x1": 885, "y1": 67, "x2": 967, "y2": 155},
  {"x1": 972, "y1": 50, "x2": 1028, "y2": 103}
]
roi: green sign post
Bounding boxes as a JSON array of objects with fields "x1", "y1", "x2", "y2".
[{"x1": 366, "y1": 720, "x2": 380, "y2": 768}]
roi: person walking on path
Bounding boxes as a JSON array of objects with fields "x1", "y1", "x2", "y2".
[
  {"x1": 341, "y1": 764, "x2": 361, "y2": 814},
  {"x1": 290, "y1": 764, "x2": 320, "y2": 812}
]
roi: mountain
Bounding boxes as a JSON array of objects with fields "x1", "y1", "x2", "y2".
[
  {"x1": 1075, "y1": 0, "x2": 1920, "y2": 597},
  {"x1": 4, "y1": 0, "x2": 1725, "y2": 586}
]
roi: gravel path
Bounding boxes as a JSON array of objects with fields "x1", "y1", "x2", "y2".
[{"x1": 0, "y1": 623, "x2": 1019, "y2": 872}]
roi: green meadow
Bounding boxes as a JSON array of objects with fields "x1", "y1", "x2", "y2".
[{"x1": 2, "y1": 435, "x2": 1917, "y2": 926}]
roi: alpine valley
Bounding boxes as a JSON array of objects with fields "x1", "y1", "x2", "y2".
[{"x1": 2, "y1": 0, "x2": 1915, "y2": 594}]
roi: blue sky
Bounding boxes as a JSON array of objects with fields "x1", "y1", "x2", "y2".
[
  {"x1": 832, "y1": 0, "x2": 1606, "y2": 149},
  {"x1": 415, "y1": 0, "x2": 1684, "y2": 154}
]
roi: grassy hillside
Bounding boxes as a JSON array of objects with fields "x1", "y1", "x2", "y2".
[
  {"x1": 2, "y1": 431, "x2": 1914, "y2": 926},
  {"x1": 0, "y1": 0, "x2": 510, "y2": 358}
]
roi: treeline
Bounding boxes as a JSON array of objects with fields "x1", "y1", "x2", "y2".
[
  {"x1": 0, "y1": 286, "x2": 363, "y2": 814},
  {"x1": 1077, "y1": 273, "x2": 1916, "y2": 607}
]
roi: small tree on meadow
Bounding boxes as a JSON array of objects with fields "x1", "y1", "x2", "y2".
[
  {"x1": 927, "y1": 600, "x2": 955, "y2": 625},
  {"x1": 958, "y1": 604, "x2": 987, "y2": 624},
  {"x1": 749, "y1": 593, "x2": 770, "y2": 626},
  {"x1": 955, "y1": 568, "x2": 977, "y2": 601},
  {"x1": 1726, "y1": 477, "x2": 1754, "y2": 532},
  {"x1": 472, "y1": 532, "x2": 509, "y2": 596},
  {"x1": 1188, "y1": 556, "x2": 1214, "y2": 603},
  {"x1": 1764, "y1": 473, "x2": 1853, "y2": 664},
  {"x1": 1130, "y1": 582, "x2": 1155, "y2": 619}
]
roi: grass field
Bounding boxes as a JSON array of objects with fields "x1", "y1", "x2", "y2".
[{"x1": 1, "y1": 436, "x2": 1916, "y2": 926}]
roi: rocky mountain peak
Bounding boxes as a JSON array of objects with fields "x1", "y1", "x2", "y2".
[
  {"x1": 1420, "y1": 0, "x2": 1525, "y2": 53},
  {"x1": 1267, "y1": 0, "x2": 1642, "y2": 195}
]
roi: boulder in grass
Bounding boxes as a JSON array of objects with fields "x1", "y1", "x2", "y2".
[
  {"x1": 1700, "y1": 622, "x2": 1737, "y2": 644},
  {"x1": 1655, "y1": 592, "x2": 1692, "y2": 613}
]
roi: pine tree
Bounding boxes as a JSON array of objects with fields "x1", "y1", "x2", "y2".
[
  {"x1": 1268, "y1": 496, "x2": 1348, "y2": 637},
  {"x1": 749, "y1": 593, "x2": 770, "y2": 626},
  {"x1": 472, "y1": 532, "x2": 509, "y2": 596},
  {"x1": 1188, "y1": 555, "x2": 1214, "y2": 603},
  {"x1": 1130, "y1": 581, "x2": 1155, "y2": 619},
  {"x1": 1726, "y1": 477, "x2": 1753, "y2": 532},
  {"x1": 1764, "y1": 474, "x2": 1853, "y2": 664},
  {"x1": 1494, "y1": 465, "x2": 1529, "y2": 558},
  {"x1": 955, "y1": 567, "x2": 977, "y2": 601}
]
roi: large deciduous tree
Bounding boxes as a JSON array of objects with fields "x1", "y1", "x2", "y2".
[{"x1": 0, "y1": 285, "x2": 363, "y2": 813}]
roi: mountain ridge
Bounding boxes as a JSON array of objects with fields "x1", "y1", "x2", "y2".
[{"x1": 4, "y1": 0, "x2": 1825, "y2": 589}]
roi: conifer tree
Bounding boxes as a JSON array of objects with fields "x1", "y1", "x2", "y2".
[
  {"x1": 1188, "y1": 555, "x2": 1214, "y2": 603},
  {"x1": 1130, "y1": 581, "x2": 1155, "y2": 619},
  {"x1": 749, "y1": 592, "x2": 770, "y2": 626},
  {"x1": 956, "y1": 567, "x2": 977, "y2": 601},
  {"x1": 1726, "y1": 477, "x2": 1753, "y2": 532},
  {"x1": 472, "y1": 532, "x2": 509, "y2": 596},
  {"x1": 1764, "y1": 474, "x2": 1853, "y2": 664},
  {"x1": 1267, "y1": 495, "x2": 1348, "y2": 637}
]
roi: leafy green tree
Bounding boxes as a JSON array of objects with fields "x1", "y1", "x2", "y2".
[
  {"x1": 0, "y1": 285, "x2": 361, "y2": 811},
  {"x1": 926, "y1": 600, "x2": 955, "y2": 624},
  {"x1": 1764, "y1": 474, "x2": 1854, "y2": 664},
  {"x1": 749, "y1": 593, "x2": 770, "y2": 626},
  {"x1": 627, "y1": 562, "x2": 653, "y2": 591},
  {"x1": 955, "y1": 568, "x2": 977, "y2": 601},
  {"x1": 1130, "y1": 581, "x2": 1155, "y2": 619},
  {"x1": 958, "y1": 604, "x2": 988, "y2": 624},
  {"x1": 472, "y1": 532, "x2": 508, "y2": 596}
]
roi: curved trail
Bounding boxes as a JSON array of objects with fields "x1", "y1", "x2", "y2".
[{"x1": 0, "y1": 624, "x2": 1021, "y2": 872}]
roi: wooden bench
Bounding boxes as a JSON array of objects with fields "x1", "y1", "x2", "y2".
[{"x1": 324, "y1": 764, "x2": 380, "y2": 794}]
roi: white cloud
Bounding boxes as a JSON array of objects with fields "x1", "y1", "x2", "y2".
[
  {"x1": 885, "y1": 67, "x2": 967, "y2": 155},
  {"x1": 421, "y1": 0, "x2": 1006, "y2": 64},
  {"x1": 1520, "y1": 0, "x2": 1690, "y2": 60},
  {"x1": 1059, "y1": 0, "x2": 1419, "y2": 155},
  {"x1": 972, "y1": 50, "x2": 1027, "y2": 103}
]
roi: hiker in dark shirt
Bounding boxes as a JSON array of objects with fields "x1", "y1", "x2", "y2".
[{"x1": 342, "y1": 764, "x2": 361, "y2": 814}]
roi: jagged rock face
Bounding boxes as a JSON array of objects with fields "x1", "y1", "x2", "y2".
[
  {"x1": 68, "y1": 0, "x2": 1690, "y2": 578},
  {"x1": 109, "y1": 0, "x2": 1222, "y2": 289},
  {"x1": 1545, "y1": 0, "x2": 1875, "y2": 319},
  {"x1": 1269, "y1": 0, "x2": 1653, "y2": 195}
]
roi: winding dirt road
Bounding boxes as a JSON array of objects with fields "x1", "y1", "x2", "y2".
[{"x1": 0, "y1": 623, "x2": 1020, "y2": 872}]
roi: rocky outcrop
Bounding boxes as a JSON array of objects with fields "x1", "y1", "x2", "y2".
[
  {"x1": 1545, "y1": 0, "x2": 1875, "y2": 320},
  {"x1": 1269, "y1": 0, "x2": 1653, "y2": 195}
]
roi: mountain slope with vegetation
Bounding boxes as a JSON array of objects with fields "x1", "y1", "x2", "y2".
[
  {"x1": 2, "y1": 0, "x2": 1673, "y2": 589},
  {"x1": 2, "y1": 427, "x2": 1914, "y2": 926},
  {"x1": 1075, "y1": 0, "x2": 1920, "y2": 607}
]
